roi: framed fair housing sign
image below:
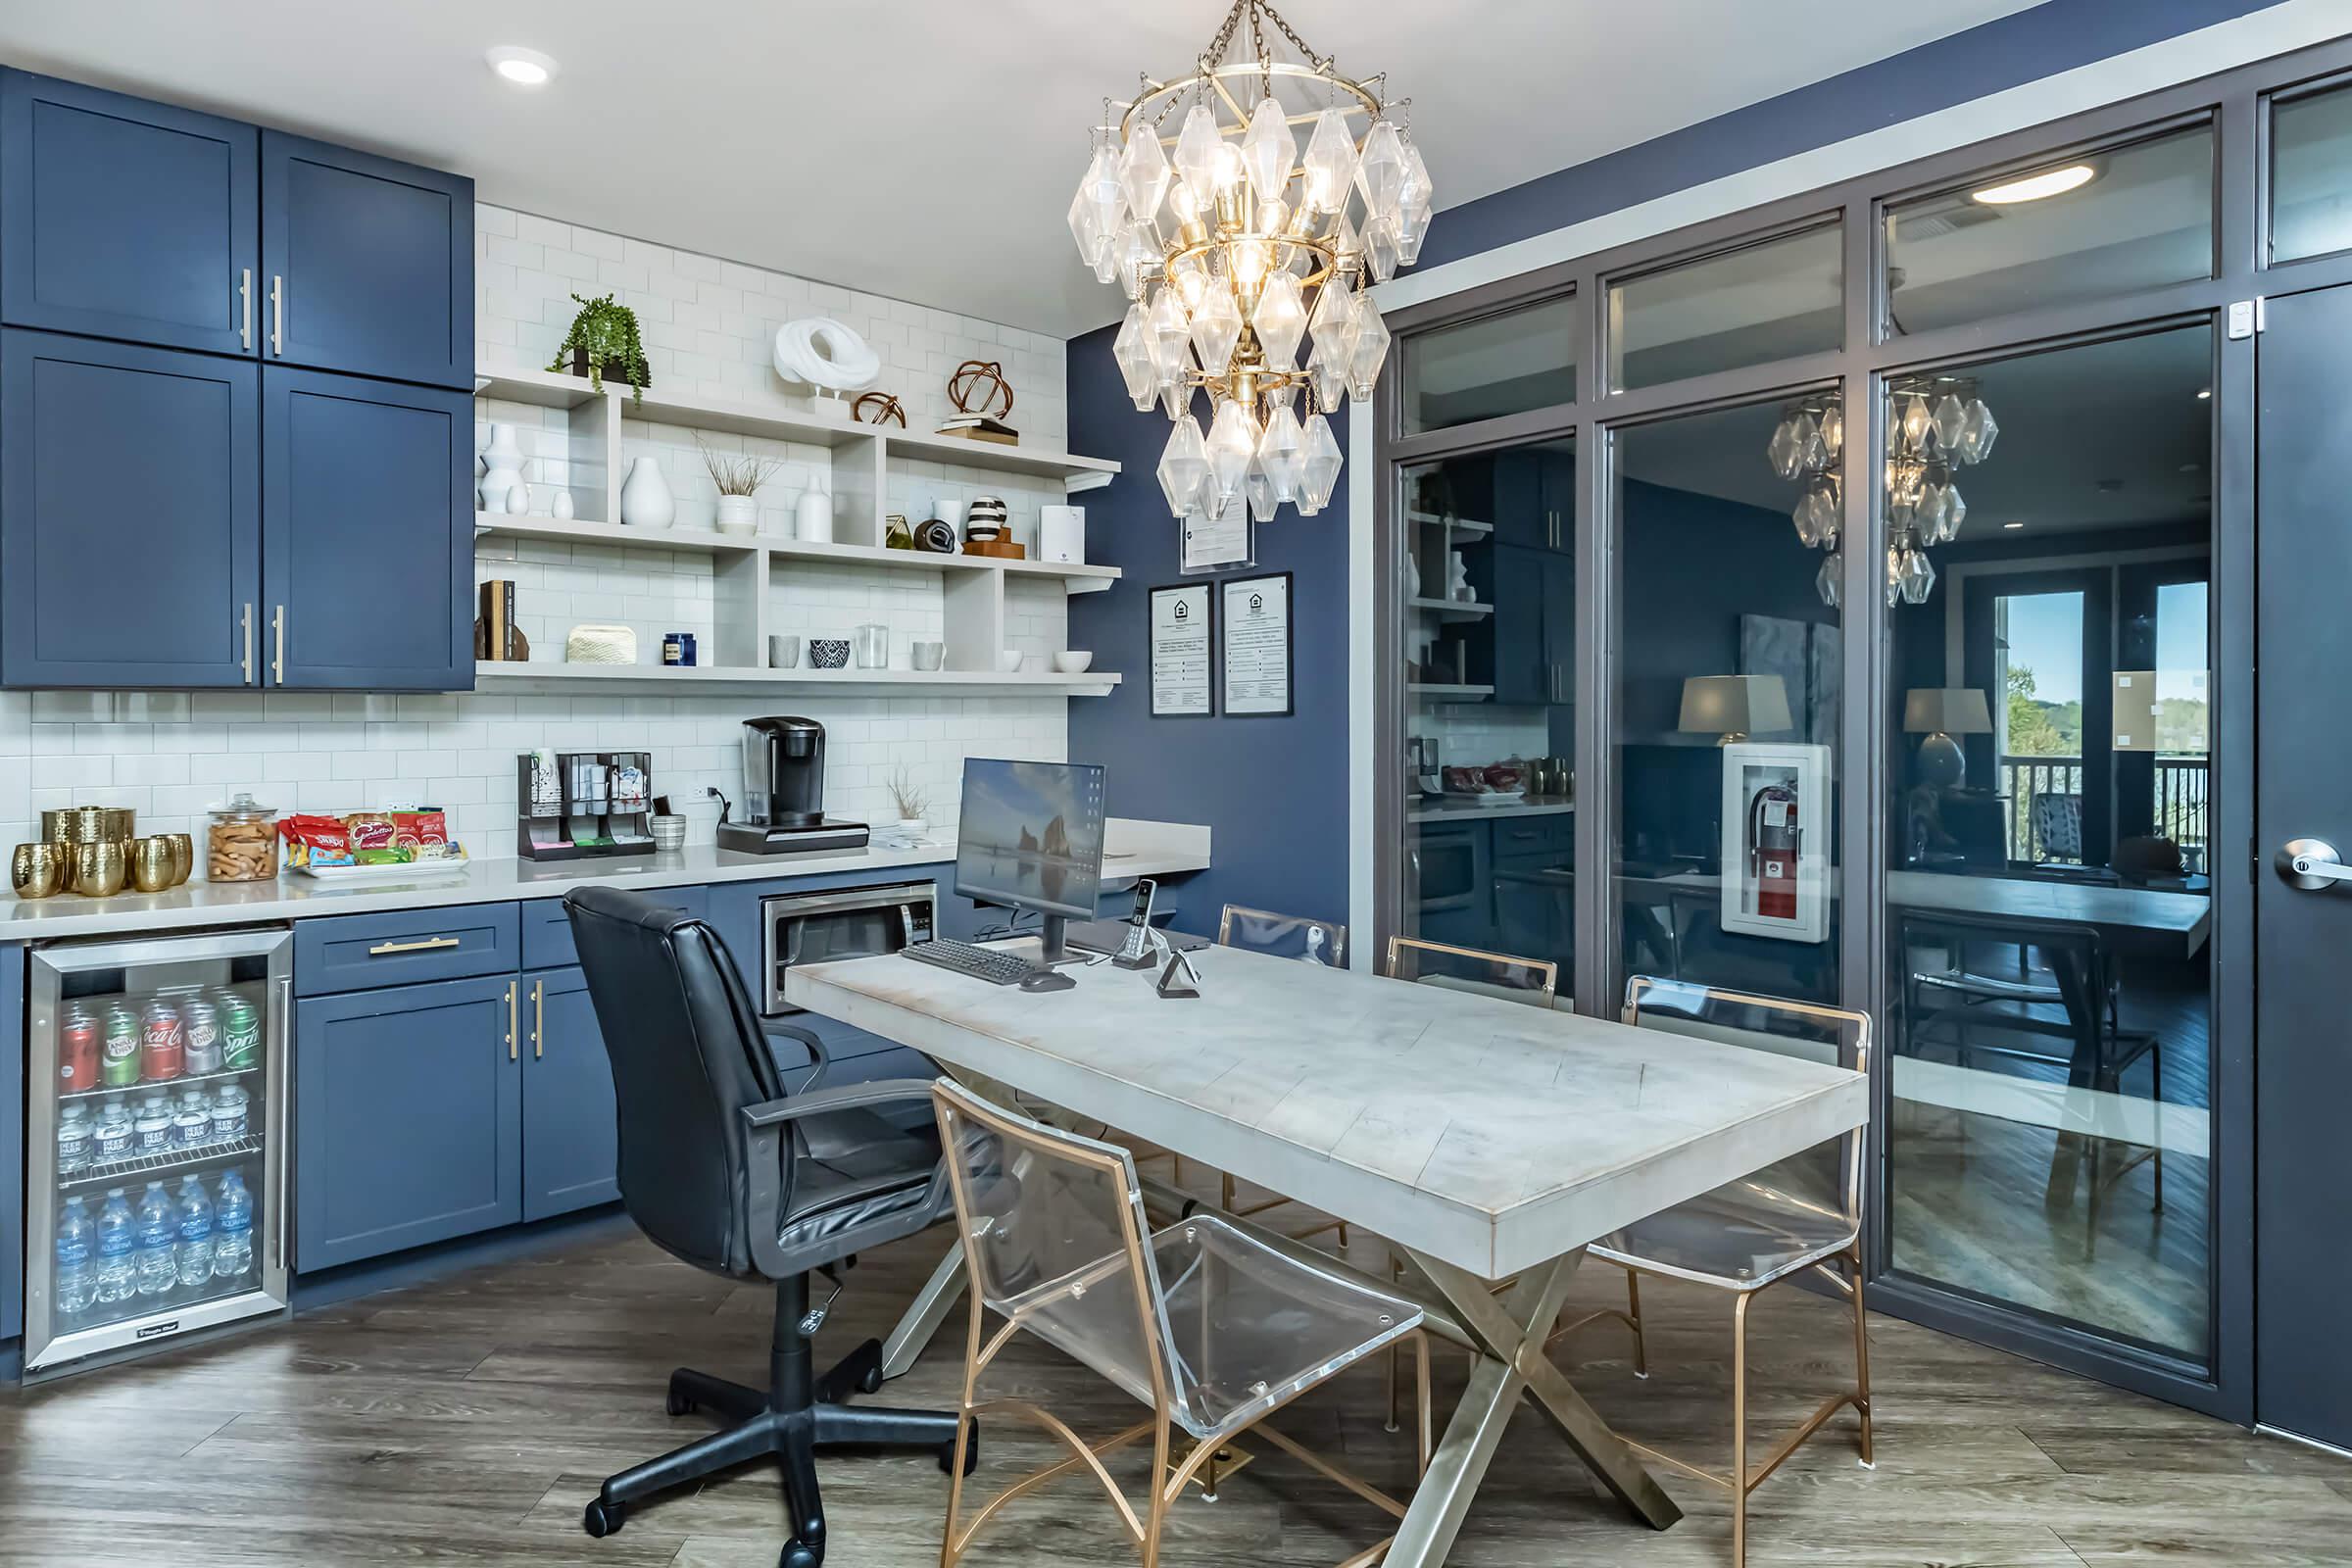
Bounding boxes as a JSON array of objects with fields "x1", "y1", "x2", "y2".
[{"x1": 1718, "y1": 742, "x2": 1831, "y2": 944}]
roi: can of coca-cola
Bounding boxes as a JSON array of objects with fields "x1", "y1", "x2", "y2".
[
  {"x1": 139, "y1": 1001, "x2": 185, "y2": 1082},
  {"x1": 58, "y1": 1005, "x2": 100, "y2": 1092}
]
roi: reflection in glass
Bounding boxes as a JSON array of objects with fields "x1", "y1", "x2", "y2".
[
  {"x1": 1401, "y1": 294, "x2": 1580, "y2": 433},
  {"x1": 1610, "y1": 398, "x2": 1841, "y2": 1006},
  {"x1": 1886, "y1": 123, "x2": 2215, "y2": 335},
  {"x1": 1608, "y1": 224, "x2": 1842, "y2": 391},
  {"x1": 1396, "y1": 444, "x2": 1577, "y2": 986},
  {"x1": 1886, "y1": 324, "x2": 2214, "y2": 1361},
  {"x1": 2273, "y1": 81, "x2": 2352, "y2": 263}
]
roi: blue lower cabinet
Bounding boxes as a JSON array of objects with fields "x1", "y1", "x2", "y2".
[
  {"x1": 522, "y1": 966, "x2": 619, "y2": 1221},
  {"x1": 1, "y1": 944, "x2": 24, "y2": 1340},
  {"x1": 295, "y1": 973, "x2": 521, "y2": 1271}
]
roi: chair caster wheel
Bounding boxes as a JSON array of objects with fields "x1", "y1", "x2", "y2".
[
  {"x1": 665, "y1": 1389, "x2": 697, "y2": 1417},
  {"x1": 858, "y1": 1362, "x2": 884, "y2": 1396},
  {"x1": 939, "y1": 1418, "x2": 979, "y2": 1475},
  {"x1": 780, "y1": 1540, "x2": 822, "y2": 1568},
  {"x1": 583, "y1": 1496, "x2": 625, "y2": 1538}
]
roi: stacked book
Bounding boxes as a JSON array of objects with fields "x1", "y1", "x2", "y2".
[{"x1": 935, "y1": 414, "x2": 1019, "y2": 446}]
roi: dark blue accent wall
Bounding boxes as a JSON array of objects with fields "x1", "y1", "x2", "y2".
[
  {"x1": 1065, "y1": 0, "x2": 2280, "y2": 935},
  {"x1": 1066, "y1": 350, "x2": 1351, "y2": 932}
]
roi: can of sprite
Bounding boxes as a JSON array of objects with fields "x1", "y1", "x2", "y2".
[{"x1": 220, "y1": 996, "x2": 262, "y2": 1071}]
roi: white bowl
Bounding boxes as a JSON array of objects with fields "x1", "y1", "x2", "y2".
[
  {"x1": 997, "y1": 650, "x2": 1024, "y2": 673},
  {"x1": 1052, "y1": 651, "x2": 1094, "y2": 674}
]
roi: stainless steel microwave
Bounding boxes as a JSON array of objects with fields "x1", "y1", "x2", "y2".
[{"x1": 759, "y1": 880, "x2": 935, "y2": 1015}]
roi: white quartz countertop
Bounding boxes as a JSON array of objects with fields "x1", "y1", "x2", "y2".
[
  {"x1": 1407, "y1": 795, "x2": 1577, "y2": 824},
  {"x1": 0, "y1": 817, "x2": 1210, "y2": 943},
  {"x1": 788, "y1": 942, "x2": 1864, "y2": 1280}
]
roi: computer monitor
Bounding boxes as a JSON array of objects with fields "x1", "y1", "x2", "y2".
[{"x1": 954, "y1": 759, "x2": 1106, "y2": 960}]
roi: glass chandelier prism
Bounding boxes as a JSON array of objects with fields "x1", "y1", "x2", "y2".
[{"x1": 1069, "y1": 0, "x2": 1432, "y2": 521}]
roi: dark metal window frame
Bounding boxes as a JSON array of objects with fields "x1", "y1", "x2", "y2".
[{"x1": 1372, "y1": 32, "x2": 2352, "y2": 1423}]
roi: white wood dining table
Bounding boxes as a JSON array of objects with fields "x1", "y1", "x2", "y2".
[{"x1": 786, "y1": 941, "x2": 1867, "y2": 1566}]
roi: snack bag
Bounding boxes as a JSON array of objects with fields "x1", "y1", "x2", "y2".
[
  {"x1": 343, "y1": 811, "x2": 398, "y2": 852},
  {"x1": 278, "y1": 814, "x2": 355, "y2": 869},
  {"x1": 392, "y1": 808, "x2": 452, "y2": 859}
]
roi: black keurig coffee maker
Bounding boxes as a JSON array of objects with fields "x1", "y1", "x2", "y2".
[{"x1": 715, "y1": 717, "x2": 870, "y2": 855}]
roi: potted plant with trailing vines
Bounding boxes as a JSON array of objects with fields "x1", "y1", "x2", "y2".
[{"x1": 548, "y1": 292, "x2": 651, "y2": 402}]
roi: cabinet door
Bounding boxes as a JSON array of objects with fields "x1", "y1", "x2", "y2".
[
  {"x1": 1489, "y1": 452, "x2": 1548, "y2": 551},
  {"x1": 1485, "y1": 544, "x2": 1550, "y2": 706},
  {"x1": 2, "y1": 331, "x2": 260, "y2": 689},
  {"x1": 523, "y1": 967, "x2": 620, "y2": 1221},
  {"x1": 1541, "y1": 450, "x2": 1579, "y2": 554},
  {"x1": 1540, "y1": 552, "x2": 1576, "y2": 707},
  {"x1": 295, "y1": 974, "x2": 520, "y2": 1271},
  {"x1": 263, "y1": 368, "x2": 471, "y2": 690},
  {"x1": 0, "y1": 71, "x2": 258, "y2": 356},
  {"x1": 261, "y1": 131, "x2": 472, "y2": 388}
]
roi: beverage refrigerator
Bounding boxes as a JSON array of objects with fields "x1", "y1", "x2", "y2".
[{"x1": 24, "y1": 927, "x2": 291, "y2": 1376}]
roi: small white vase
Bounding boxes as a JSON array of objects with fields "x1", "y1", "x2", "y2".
[
  {"x1": 795, "y1": 484, "x2": 834, "y2": 544},
  {"x1": 479, "y1": 423, "x2": 523, "y2": 514},
  {"x1": 619, "y1": 457, "x2": 675, "y2": 530},
  {"x1": 551, "y1": 491, "x2": 576, "y2": 520},
  {"x1": 715, "y1": 494, "x2": 759, "y2": 534},
  {"x1": 507, "y1": 480, "x2": 531, "y2": 515}
]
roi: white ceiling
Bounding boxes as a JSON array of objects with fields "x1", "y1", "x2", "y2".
[{"x1": 0, "y1": 0, "x2": 2042, "y2": 338}]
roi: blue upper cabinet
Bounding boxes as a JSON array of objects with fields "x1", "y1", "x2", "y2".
[
  {"x1": 262, "y1": 132, "x2": 472, "y2": 389},
  {"x1": 0, "y1": 71, "x2": 259, "y2": 357},
  {"x1": 263, "y1": 368, "x2": 471, "y2": 690},
  {"x1": 1, "y1": 331, "x2": 261, "y2": 689}
]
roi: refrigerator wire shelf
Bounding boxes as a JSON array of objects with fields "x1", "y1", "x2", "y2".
[
  {"x1": 61, "y1": 1061, "x2": 264, "y2": 1104},
  {"x1": 60, "y1": 1134, "x2": 266, "y2": 1195}
]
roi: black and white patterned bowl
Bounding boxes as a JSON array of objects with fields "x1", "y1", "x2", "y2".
[{"x1": 808, "y1": 639, "x2": 851, "y2": 669}]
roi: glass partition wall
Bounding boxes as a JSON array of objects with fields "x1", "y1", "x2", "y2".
[{"x1": 1368, "y1": 39, "x2": 2352, "y2": 1418}]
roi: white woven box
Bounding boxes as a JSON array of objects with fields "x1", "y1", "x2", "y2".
[{"x1": 565, "y1": 624, "x2": 638, "y2": 664}]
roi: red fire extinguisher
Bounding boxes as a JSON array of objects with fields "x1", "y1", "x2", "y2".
[{"x1": 1747, "y1": 781, "x2": 1801, "y2": 921}]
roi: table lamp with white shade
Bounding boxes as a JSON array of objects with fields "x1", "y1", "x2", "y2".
[
  {"x1": 1678, "y1": 674, "x2": 1792, "y2": 745},
  {"x1": 1903, "y1": 686, "x2": 1993, "y2": 788}
]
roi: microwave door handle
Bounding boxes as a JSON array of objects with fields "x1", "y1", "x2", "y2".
[{"x1": 898, "y1": 905, "x2": 918, "y2": 947}]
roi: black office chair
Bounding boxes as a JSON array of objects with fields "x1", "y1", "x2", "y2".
[{"x1": 564, "y1": 885, "x2": 969, "y2": 1568}]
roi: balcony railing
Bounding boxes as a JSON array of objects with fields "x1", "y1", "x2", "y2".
[{"x1": 1998, "y1": 754, "x2": 2211, "y2": 864}]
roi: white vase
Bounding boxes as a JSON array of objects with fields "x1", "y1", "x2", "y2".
[
  {"x1": 715, "y1": 494, "x2": 759, "y2": 534},
  {"x1": 479, "y1": 423, "x2": 523, "y2": 514},
  {"x1": 551, "y1": 491, "x2": 576, "y2": 520},
  {"x1": 507, "y1": 480, "x2": 530, "y2": 515},
  {"x1": 619, "y1": 457, "x2": 674, "y2": 530},
  {"x1": 795, "y1": 484, "x2": 834, "y2": 544}
]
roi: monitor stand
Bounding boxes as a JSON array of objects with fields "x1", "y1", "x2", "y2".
[{"x1": 1037, "y1": 914, "x2": 1073, "y2": 966}]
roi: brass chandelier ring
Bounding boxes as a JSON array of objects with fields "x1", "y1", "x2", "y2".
[{"x1": 1116, "y1": 60, "x2": 1384, "y2": 146}]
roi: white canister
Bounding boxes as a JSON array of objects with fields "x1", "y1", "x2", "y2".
[
  {"x1": 620, "y1": 457, "x2": 675, "y2": 529},
  {"x1": 715, "y1": 494, "x2": 760, "y2": 534},
  {"x1": 479, "y1": 423, "x2": 524, "y2": 514},
  {"x1": 796, "y1": 483, "x2": 834, "y2": 544}
]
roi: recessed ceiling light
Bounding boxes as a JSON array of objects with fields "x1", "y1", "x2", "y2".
[
  {"x1": 2003, "y1": 520, "x2": 2025, "y2": 529},
  {"x1": 486, "y1": 46, "x2": 558, "y2": 87},
  {"x1": 1971, "y1": 164, "x2": 2096, "y2": 204},
  {"x1": 2197, "y1": 387, "x2": 2212, "y2": 399}
]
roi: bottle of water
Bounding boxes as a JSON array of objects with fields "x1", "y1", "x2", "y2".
[
  {"x1": 213, "y1": 1170, "x2": 254, "y2": 1283},
  {"x1": 134, "y1": 1180, "x2": 177, "y2": 1298},
  {"x1": 174, "y1": 1175, "x2": 215, "y2": 1291},
  {"x1": 54, "y1": 1196, "x2": 94, "y2": 1318},
  {"x1": 93, "y1": 1188, "x2": 136, "y2": 1304}
]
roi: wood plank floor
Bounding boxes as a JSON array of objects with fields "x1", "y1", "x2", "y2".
[{"x1": 0, "y1": 1216, "x2": 2344, "y2": 1567}]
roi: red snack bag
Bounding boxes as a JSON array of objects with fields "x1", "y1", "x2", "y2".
[
  {"x1": 393, "y1": 808, "x2": 451, "y2": 858},
  {"x1": 343, "y1": 812, "x2": 397, "y2": 852},
  {"x1": 278, "y1": 814, "x2": 354, "y2": 868}
]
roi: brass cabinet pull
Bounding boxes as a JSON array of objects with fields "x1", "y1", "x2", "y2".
[
  {"x1": 368, "y1": 935, "x2": 461, "y2": 956},
  {"x1": 270, "y1": 273, "x2": 284, "y2": 355},
  {"x1": 271, "y1": 604, "x2": 285, "y2": 685},
  {"x1": 505, "y1": 980, "x2": 517, "y2": 1061},
  {"x1": 239, "y1": 603, "x2": 254, "y2": 685},
  {"x1": 530, "y1": 978, "x2": 544, "y2": 1059},
  {"x1": 238, "y1": 268, "x2": 252, "y2": 350}
]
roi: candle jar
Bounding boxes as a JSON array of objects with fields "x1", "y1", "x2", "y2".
[{"x1": 852, "y1": 623, "x2": 889, "y2": 669}]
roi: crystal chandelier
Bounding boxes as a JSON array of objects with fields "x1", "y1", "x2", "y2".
[
  {"x1": 1766, "y1": 375, "x2": 1997, "y2": 610},
  {"x1": 1068, "y1": 0, "x2": 1433, "y2": 523}
]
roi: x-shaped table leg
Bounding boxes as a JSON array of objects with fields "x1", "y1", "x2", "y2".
[{"x1": 1384, "y1": 1247, "x2": 1683, "y2": 1567}]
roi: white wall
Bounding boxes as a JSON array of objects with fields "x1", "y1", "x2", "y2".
[{"x1": 0, "y1": 204, "x2": 1079, "y2": 863}]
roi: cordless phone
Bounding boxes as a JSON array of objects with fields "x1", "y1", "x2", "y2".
[{"x1": 1112, "y1": 878, "x2": 1159, "y2": 969}]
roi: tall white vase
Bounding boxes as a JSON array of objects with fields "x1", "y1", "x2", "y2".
[
  {"x1": 795, "y1": 480, "x2": 834, "y2": 544},
  {"x1": 619, "y1": 457, "x2": 675, "y2": 530},
  {"x1": 479, "y1": 424, "x2": 524, "y2": 515}
]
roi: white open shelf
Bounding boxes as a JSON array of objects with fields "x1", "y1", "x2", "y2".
[
  {"x1": 471, "y1": 663, "x2": 1121, "y2": 698},
  {"x1": 1409, "y1": 683, "x2": 1495, "y2": 700},
  {"x1": 1408, "y1": 597, "x2": 1493, "y2": 620},
  {"x1": 473, "y1": 368, "x2": 1127, "y2": 685}
]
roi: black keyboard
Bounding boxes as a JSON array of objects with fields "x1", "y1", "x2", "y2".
[{"x1": 901, "y1": 939, "x2": 1050, "y2": 987}]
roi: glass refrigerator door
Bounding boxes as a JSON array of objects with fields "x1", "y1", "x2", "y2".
[{"x1": 26, "y1": 927, "x2": 291, "y2": 1375}]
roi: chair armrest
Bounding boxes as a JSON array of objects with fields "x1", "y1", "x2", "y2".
[
  {"x1": 741, "y1": 1078, "x2": 943, "y2": 1128},
  {"x1": 763, "y1": 1020, "x2": 835, "y2": 1092},
  {"x1": 741, "y1": 1078, "x2": 952, "y2": 1280}
]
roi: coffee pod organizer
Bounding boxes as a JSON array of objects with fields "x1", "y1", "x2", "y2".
[{"x1": 516, "y1": 750, "x2": 657, "y2": 861}]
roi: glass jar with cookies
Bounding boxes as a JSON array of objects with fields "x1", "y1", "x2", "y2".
[{"x1": 206, "y1": 795, "x2": 279, "y2": 882}]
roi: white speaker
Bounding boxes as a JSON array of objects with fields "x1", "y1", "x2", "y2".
[{"x1": 1039, "y1": 505, "x2": 1086, "y2": 564}]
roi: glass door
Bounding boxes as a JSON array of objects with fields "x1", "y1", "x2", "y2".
[{"x1": 28, "y1": 927, "x2": 291, "y2": 1375}]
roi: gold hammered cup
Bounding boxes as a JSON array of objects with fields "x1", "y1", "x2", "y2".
[
  {"x1": 164, "y1": 832, "x2": 194, "y2": 887},
  {"x1": 11, "y1": 843, "x2": 65, "y2": 899},
  {"x1": 132, "y1": 836, "x2": 176, "y2": 894},
  {"x1": 71, "y1": 841, "x2": 127, "y2": 898}
]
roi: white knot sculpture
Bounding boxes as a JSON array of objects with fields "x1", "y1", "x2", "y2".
[{"x1": 772, "y1": 318, "x2": 881, "y2": 395}]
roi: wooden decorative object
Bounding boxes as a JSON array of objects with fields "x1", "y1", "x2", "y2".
[
  {"x1": 947, "y1": 360, "x2": 1014, "y2": 419},
  {"x1": 963, "y1": 538, "x2": 1026, "y2": 561},
  {"x1": 852, "y1": 392, "x2": 906, "y2": 427},
  {"x1": 474, "y1": 580, "x2": 530, "y2": 662}
]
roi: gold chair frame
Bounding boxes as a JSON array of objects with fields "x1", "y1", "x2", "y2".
[
  {"x1": 1576, "y1": 976, "x2": 1876, "y2": 1568},
  {"x1": 934, "y1": 1083, "x2": 1432, "y2": 1568}
]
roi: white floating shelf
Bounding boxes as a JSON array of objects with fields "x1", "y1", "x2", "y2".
[
  {"x1": 1408, "y1": 597, "x2": 1493, "y2": 620},
  {"x1": 1408, "y1": 683, "x2": 1495, "y2": 700},
  {"x1": 882, "y1": 426, "x2": 1122, "y2": 482},
  {"x1": 472, "y1": 663, "x2": 1121, "y2": 698}
]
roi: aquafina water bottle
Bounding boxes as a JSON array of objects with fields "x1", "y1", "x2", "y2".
[
  {"x1": 54, "y1": 1196, "x2": 94, "y2": 1318},
  {"x1": 93, "y1": 1188, "x2": 136, "y2": 1304},
  {"x1": 213, "y1": 1170, "x2": 254, "y2": 1283},
  {"x1": 174, "y1": 1175, "x2": 215, "y2": 1290},
  {"x1": 134, "y1": 1180, "x2": 177, "y2": 1298}
]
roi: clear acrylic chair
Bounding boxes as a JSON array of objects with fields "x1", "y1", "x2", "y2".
[
  {"x1": 931, "y1": 1079, "x2": 1431, "y2": 1568},
  {"x1": 1199, "y1": 906, "x2": 1353, "y2": 1245},
  {"x1": 1384, "y1": 935, "x2": 1557, "y2": 1005},
  {"x1": 1578, "y1": 976, "x2": 1874, "y2": 1568}
]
